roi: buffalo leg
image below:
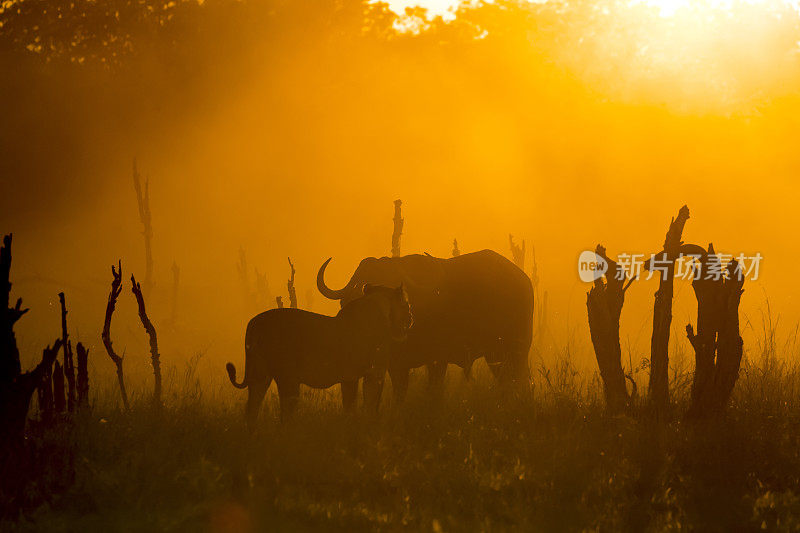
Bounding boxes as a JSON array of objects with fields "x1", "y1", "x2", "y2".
[
  {"x1": 427, "y1": 361, "x2": 447, "y2": 396},
  {"x1": 363, "y1": 373, "x2": 385, "y2": 413},
  {"x1": 246, "y1": 380, "x2": 268, "y2": 431},
  {"x1": 277, "y1": 380, "x2": 300, "y2": 422},
  {"x1": 341, "y1": 379, "x2": 358, "y2": 411},
  {"x1": 389, "y1": 367, "x2": 410, "y2": 403}
]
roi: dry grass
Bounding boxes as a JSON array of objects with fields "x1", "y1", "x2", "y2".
[{"x1": 7, "y1": 319, "x2": 800, "y2": 532}]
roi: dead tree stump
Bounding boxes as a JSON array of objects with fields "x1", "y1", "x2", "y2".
[
  {"x1": 685, "y1": 250, "x2": 745, "y2": 419},
  {"x1": 452, "y1": 239, "x2": 460, "y2": 257},
  {"x1": 586, "y1": 245, "x2": 634, "y2": 413},
  {"x1": 391, "y1": 199, "x2": 403, "y2": 258},
  {"x1": 647, "y1": 205, "x2": 690, "y2": 413},
  {"x1": 0, "y1": 234, "x2": 63, "y2": 445},
  {"x1": 102, "y1": 262, "x2": 129, "y2": 410},
  {"x1": 132, "y1": 274, "x2": 161, "y2": 407}
]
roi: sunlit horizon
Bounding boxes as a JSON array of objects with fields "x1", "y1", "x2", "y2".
[{"x1": 387, "y1": 0, "x2": 800, "y2": 18}]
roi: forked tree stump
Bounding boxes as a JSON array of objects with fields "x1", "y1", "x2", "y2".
[
  {"x1": 586, "y1": 245, "x2": 634, "y2": 413},
  {"x1": 102, "y1": 261, "x2": 129, "y2": 410},
  {"x1": 685, "y1": 249, "x2": 745, "y2": 419}
]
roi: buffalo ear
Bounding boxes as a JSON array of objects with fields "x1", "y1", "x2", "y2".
[{"x1": 362, "y1": 283, "x2": 375, "y2": 295}]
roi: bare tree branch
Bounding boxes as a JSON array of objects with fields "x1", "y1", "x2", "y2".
[{"x1": 132, "y1": 273, "x2": 161, "y2": 406}]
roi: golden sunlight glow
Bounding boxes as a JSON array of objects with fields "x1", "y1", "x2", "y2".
[
  {"x1": 387, "y1": 0, "x2": 800, "y2": 18},
  {"x1": 637, "y1": 0, "x2": 800, "y2": 17}
]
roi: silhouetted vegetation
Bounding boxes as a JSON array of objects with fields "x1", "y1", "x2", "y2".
[{"x1": 3, "y1": 0, "x2": 800, "y2": 529}]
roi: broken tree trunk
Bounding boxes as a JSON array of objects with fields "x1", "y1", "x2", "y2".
[
  {"x1": 132, "y1": 274, "x2": 162, "y2": 407},
  {"x1": 58, "y1": 292, "x2": 76, "y2": 413},
  {"x1": 276, "y1": 296, "x2": 284, "y2": 309},
  {"x1": 0, "y1": 234, "x2": 26, "y2": 384},
  {"x1": 391, "y1": 200, "x2": 403, "y2": 258},
  {"x1": 586, "y1": 245, "x2": 634, "y2": 413},
  {"x1": 7, "y1": 342, "x2": 62, "y2": 447},
  {"x1": 0, "y1": 234, "x2": 64, "y2": 446},
  {"x1": 685, "y1": 250, "x2": 745, "y2": 419},
  {"x1": 452, "y1": 239, "x2": 460, "y2": 257},
  {"x1": 133, "y1": 159, "x2": 154, "y2": 295},
  {"x1": 648, "y1": 205, "x2": 690, "y2": 413},
  {"x1": 287, "y1": 257, "x2": 298, "y2": 309},
  {"x1": 76, "y1": 342, "x2": 89, "y2": 409},
  {"x1": 101, "y1": 261, "x2": 129, "y2": 410},
  {"x1": 509, "y1": 234, "x2": 525, "y2": 271}
]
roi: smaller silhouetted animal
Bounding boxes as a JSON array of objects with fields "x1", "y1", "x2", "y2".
[{"x1": 226, "y1": 284, "x2": 412, "y2": 429}]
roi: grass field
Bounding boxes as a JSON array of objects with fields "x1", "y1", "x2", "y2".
[{"x1": 8, "y1": 331, "x2": 800, "y2": 533}]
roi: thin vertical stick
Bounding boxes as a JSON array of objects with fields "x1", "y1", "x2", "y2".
[
  {"x1": 133, "y1": 159, "x2": 154, "y2": 295},
  {"x1": 132, "y1": 274, "x2": 161, "y2": 406},
  {"x1": 58, "y1": 292, "x2": 76, "y2": 413},
  {"x1": 76, "y1": 342, "x2": 89, "y2": 409},
  {"x1": 287, "y1": 257, "x2": 298, "y2": 309},
  {"x1": 391, "y1": 199, "x2": 403, "y2": 258},
  {"x1": 102, "y1": 261, "x2": 129, "y2": 410}
]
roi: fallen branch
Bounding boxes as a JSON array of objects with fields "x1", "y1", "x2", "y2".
[
  {"x1": 132, "y1": 274, "x2": 161, "y2": 406},
  {"x1": 101, "y1": 261, "x2": 128, "y2": 410}
]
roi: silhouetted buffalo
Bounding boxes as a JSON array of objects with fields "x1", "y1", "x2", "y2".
[
  {"x1": 227, "y1": 285, "x2": 412, "y2": 428},
  {"x1": 317, "y1": 250, "x2": 533, "y2": 400}
]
